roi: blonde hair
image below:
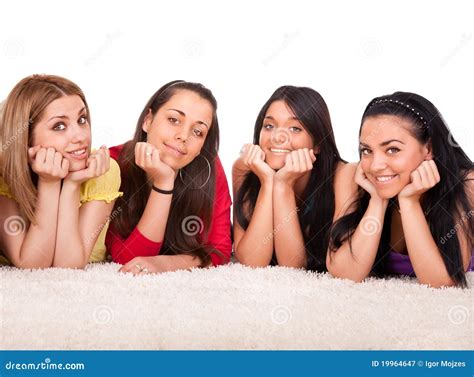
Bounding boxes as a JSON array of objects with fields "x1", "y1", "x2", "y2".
[{"x1": 0, "y1": 74, "x2": 90, "y2": 223}]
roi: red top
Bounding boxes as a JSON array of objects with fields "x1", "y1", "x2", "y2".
[{"x1": 105, "y1": 144, "x2": 232, "y2": 266}]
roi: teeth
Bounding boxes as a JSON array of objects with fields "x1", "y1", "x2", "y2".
[
  {"x1": 376, "y1": 175, "x2": 396, "y2": 182},
  {"x1": 71, "y1": 149, "x2": 86, "y2": 155},
  {"x1": 270, "y1": 148, "x2": 290, "y2": 153}
]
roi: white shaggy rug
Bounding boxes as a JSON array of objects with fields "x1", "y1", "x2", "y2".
[{"x1": 0, "y1": 263, "x2": 472, "y2": 350}]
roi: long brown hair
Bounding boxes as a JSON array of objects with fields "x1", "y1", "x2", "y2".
[
  {"x1": 0, "y1": 74, "x2": 90, "y2": 223},
  {"x1": 112, "y1": 80, "x2": 221, "y2": 266}
]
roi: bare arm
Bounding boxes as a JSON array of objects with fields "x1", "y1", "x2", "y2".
[
  {"x1": 232, "y1": 144, "x2": 275, "y2": 267},
  {"x1": 326, "y1": 163, "x2": 389, "y2": 282}
]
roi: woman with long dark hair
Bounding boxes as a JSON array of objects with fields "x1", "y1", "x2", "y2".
[
  {"x1": 233, "y1": 85, "x2": 346, "y2": 271},
  {"x1": 328, "y1": 92, "x2": 473, "y2": 287},
  {"x1": 106, "y1": 80, "x2": 232, "y2": 274}
]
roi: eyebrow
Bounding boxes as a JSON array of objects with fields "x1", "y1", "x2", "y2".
[
  {"x1": 359, "y1": 139, "x2": 405, "y2": 148},
  {"x1": 264, "y1": 115, "x2": 299, "y2": 121},
  {"x1": 47, "y1": 107, "x2": 86, "y2": 122},
  {"x1": 168, "y1": 108, "x2": 210, "y2": 129}
]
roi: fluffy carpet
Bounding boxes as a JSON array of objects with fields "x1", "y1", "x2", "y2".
[{"x1": 0, "y1": 263, "x2": 472, "y2": 350}]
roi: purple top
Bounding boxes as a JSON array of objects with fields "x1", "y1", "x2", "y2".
[{"x1": 387, "y1": 251, "x2": 474, "y2": 276}]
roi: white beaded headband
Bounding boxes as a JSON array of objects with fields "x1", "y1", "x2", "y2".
[{"x1": 369, "y1": 98, "x2": 428, "y2": 128}]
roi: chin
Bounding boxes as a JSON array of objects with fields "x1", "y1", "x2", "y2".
[
  {"x1": 161, "y1": 156, "x2": 181, "y2": 171},
  {"x1": 266, "y1": 158, "x2": 284, "y2": 170},
  {"x1": 68, "y1": 161, "x2": 87, "y2": 172}
]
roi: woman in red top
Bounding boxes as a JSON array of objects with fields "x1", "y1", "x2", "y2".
[{"x1": 106, "y1": 80, "x2": 232, "y2": 274}]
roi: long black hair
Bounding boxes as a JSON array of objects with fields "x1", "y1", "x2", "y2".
[
  {"x1": 330, "y1": 91, "x2": 473, "y2": 286},
  {"x1": 235, "y1": 85, "x2": 345, "y2": 271},
  {"x1": 112, "y1": 80, "x2": 222, "y2": 266}
]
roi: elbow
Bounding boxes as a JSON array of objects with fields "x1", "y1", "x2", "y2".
[
  {"x1": 327, "y1": 263, "x2": 367, "y2": 283},
  {"x1": 419, "y1": 277, "x2": 456, "y2": 289},
  {"x1": 52, "y1": 259, "x2": 88, "y2": 269},
  {"x1": 276, "y1": 258, "x2": 306, "y2": 269},
  {"x1": 52, "y1": 248, "x2": 89, "y2": 269},
  {"x1": 234, "y1": 248, "x2": 270, "y2": 268},
  {"x1": 14, "y1": 260, "x2": 51, "y2": 270}
]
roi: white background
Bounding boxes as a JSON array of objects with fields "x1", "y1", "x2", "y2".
[{"x1": 1, "y1": 0, "x2": 472, "y2": 189}]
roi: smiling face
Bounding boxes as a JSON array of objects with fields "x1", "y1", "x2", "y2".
[
  {"x1": 31, "y1": 95, "x2": 91, "y2": 172},
  {"x1": 259, "y1": 100, "x2": 315, "y2": 170},
  {"x1": 142, "y1": 89, "x2": 213, "y2": 171},
  {"x1": 359, "y1": 115, "x2": 432, "y2": 199}
]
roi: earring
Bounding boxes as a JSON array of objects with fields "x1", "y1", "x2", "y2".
[{"x1": 179, "y1": 155, "x2": 211, "y2": 190}]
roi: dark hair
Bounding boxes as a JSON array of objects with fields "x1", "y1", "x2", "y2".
[
  {"x1": 330, "y1": 91, "x2": 473, "y2": 286},
  {"x1": 112, "y1": 80, "x2": 221, "y2": 266},
  {"x1": 235, "y1": 85, "x2": 345, "y2": 271}
]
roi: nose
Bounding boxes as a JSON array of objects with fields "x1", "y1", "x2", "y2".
[
  {"x1": 369, "y1": 152, "x2": 388, "y2": 172},
  {"x1": 175, "y1": 126, "x2": 192, "y2": 144},
  {"x1": 71, "y1": 124, "x2": 87, "y2": 143}
]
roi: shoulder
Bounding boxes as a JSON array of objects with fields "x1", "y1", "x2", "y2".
[
  {"x1": 463, "y1": 170, "x2": 474, "y2": 205},
  {"x1": 214, "y1": 155, "x2": 229, "y2": 188},
  {"x1": 334, "y1": 162, "x2": 358, "y2": 187},
  {"x1": 213, "y1": 155, "x2": 232, "y2": 207},
  {"x1": 333, "y1": 162, "x2": 359, "y2": 216},
  {"x1": 109, "y1": 144, "x2": 124, "y2": 161},
  {"x1": 0, "y1": 175, "x2": 15, "y2": 201}
]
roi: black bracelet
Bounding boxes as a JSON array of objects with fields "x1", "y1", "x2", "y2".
[{"x1": 152, "y1": 185, "x2": 174, "y2": 195}]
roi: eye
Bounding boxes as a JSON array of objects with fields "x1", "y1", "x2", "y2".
[
  {"x1": 263, "y1": 124, "x2": 274, "y2": 130},
  {"x1": 53, "y1": 123, "x2": 66, "y2": 131},
  {"x1": 289, "y1": 126, "x2": 302, "y2": 133},
  {"x1": 193, "y1": 128, "x2": 203, "y2": 137},
  {"x1": 78, "y1": 115, "x2": 87, "y2": 125},
  {"x1": 168, "y1": 117, "x2": 179, "y2": 124},
  {"x1": 359, "y1": 147, "x2": 371, "y2": 155},
  {"x1": 387, "y1": 147, "x2": 400, "y2": 154}
]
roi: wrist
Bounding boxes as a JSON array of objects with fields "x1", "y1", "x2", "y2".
[
  {"x1": 273, "y1": 179, "x2": 294, "y2": 193},
  {"x1": 259, "y1": 174, "x2": 274, "y2": 187},
  {"x1": 398, "y1": 196, "x2": 420, "y2": 210},
  {"x1": 369, "y1": 196, "x2": 389, "y2": 210},
  {"x1": 37, "y1": 177, "x2": 62, "y2": 188},
  {"x1": 152, "y1": 178, "x2": 175, "y2": 192},
  {"x1": 61, "y1": 179, "x2": 81, "y2": 194}
]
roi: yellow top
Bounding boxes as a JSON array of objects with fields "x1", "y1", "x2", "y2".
[{"x1": 0, "y1": 158, "x2": 122, "y2": 265}]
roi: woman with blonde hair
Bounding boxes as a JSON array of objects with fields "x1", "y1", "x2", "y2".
[{"x1": 0, "y1": 74, "x2": 122, "y2": 268}]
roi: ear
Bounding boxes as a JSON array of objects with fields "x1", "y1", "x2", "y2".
[
  {"x1": 313, "y1": 145, "x2": 320, "y2": 155},
  {"x1": 142, "y1": 109, "x2": 152, "y2": 133},
  {"x1": 424, "y1": 141, "x2": 433, "y2": 160}
]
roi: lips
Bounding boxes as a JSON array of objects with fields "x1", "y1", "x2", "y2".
[
  {"x1": 269, "y1": 148, "x2": 291, "y2": 154},
  {"x1": 66, "y1": 147, "x2": 88, "y2": 160},
  {"x1": 374, "y1": 174, "x2": 398, "y2": 185},
  {"x1": 164, "y1": 143, "x2": 187, "y2": 156}
]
